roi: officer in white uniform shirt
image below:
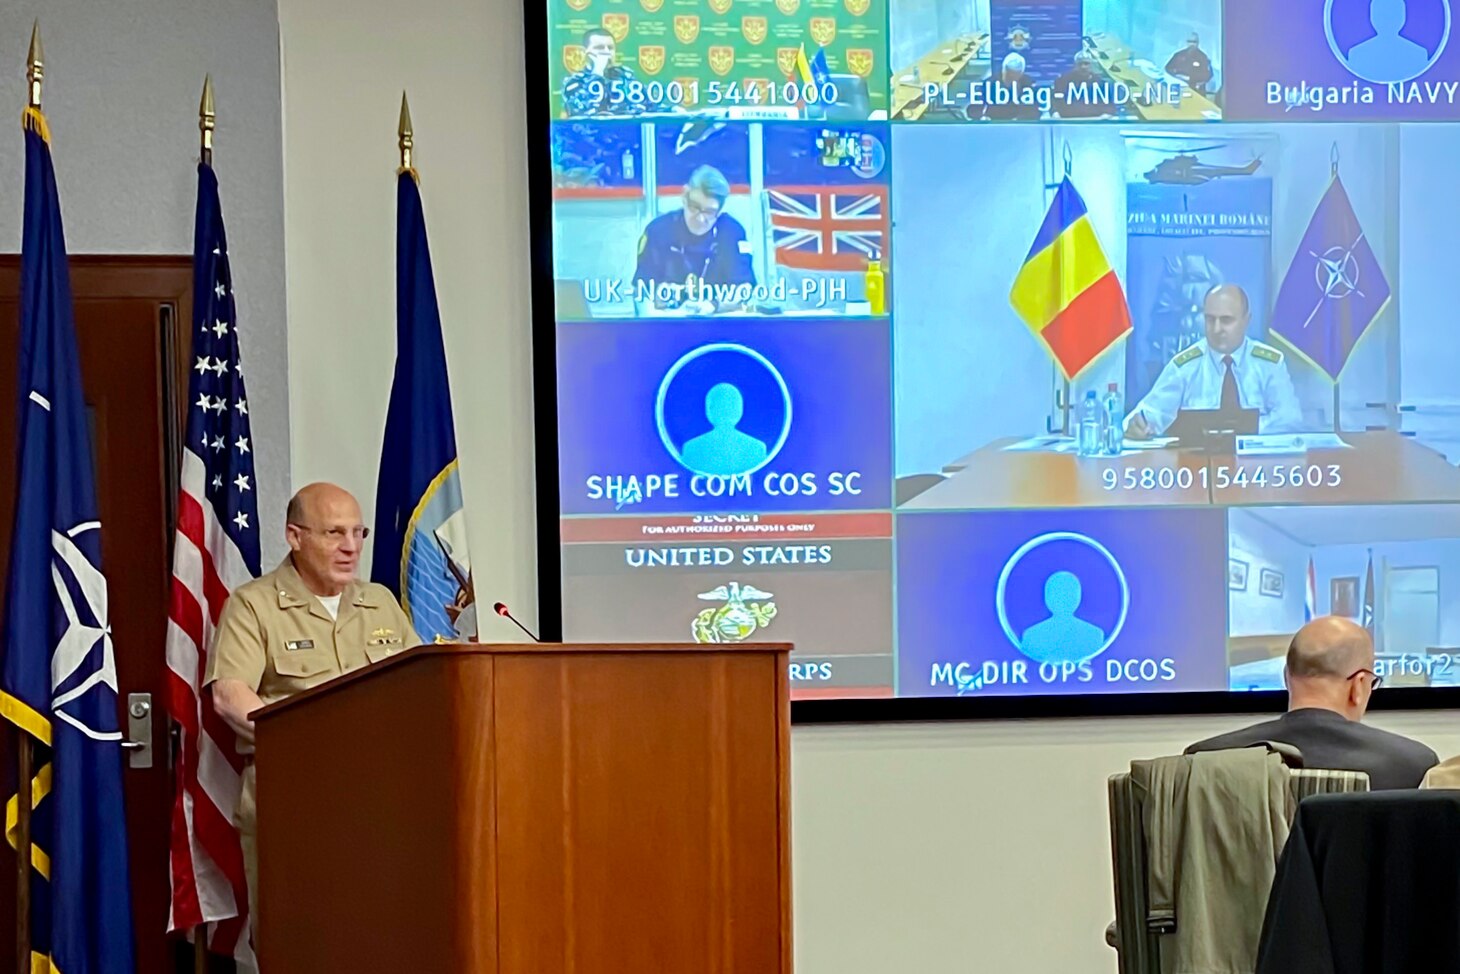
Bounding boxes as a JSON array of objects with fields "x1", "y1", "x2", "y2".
[{"x1": 1126, "y1": 283, "x2": 1303, "y2": 439}]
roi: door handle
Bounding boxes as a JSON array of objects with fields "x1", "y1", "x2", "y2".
[{"x1": 124, "y1": 692, "x2": 153, "y2": 769}]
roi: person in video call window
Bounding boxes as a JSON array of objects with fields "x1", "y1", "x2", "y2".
[
  {"x1": 1187, "y1": 616, "x2": 1438, "y2": 790},
  {"x1": 633, "y1": 164, "x2": 756, "y2": 314},
  {"x1": 1125, "y1": 283, "x2": 1302, "y2": 439},
  {"x1": 978, "y1": 52, "x2": 1042, "y2": 121},
  {"x1": 1165, "y1": 32, "x2": 1213, "y2": 93},
  {"x1": 563, "y1": 28, "x2": 659, "y2": 117},
  {"x1": 1052, "y1": 51, "x2": 1113, "y2": 119}
]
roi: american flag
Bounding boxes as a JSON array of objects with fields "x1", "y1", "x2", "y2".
[
  {"x1": 163, "y1": 161, "x2": 259, "y2": 966},
  {"x1": 767, "y1": 186, "x2": 886, "y2": 271}
]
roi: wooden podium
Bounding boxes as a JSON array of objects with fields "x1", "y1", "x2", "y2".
[{"x1": 252, "y1": 642, "x2": 793, "y2": 973}]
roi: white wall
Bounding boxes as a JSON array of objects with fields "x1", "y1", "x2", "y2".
[
  {"x1": 276, "y1": 5, "x2": 1460, "y2": 974},
  {"x1": 793, "y1": 712, "x2": 1460, "y2": 974},
  {"x1": 277, "y1": 0, "x2": 538, "y2": 625},
  {"x1": 1229, "y1": 509, "x2": 1308, "y2": 637},
  {"x1": 1398, "y1": 125, "x2": 1453, "y2": 404},
  {"x1": 1321, "y1": 540, "x2": 1460, "y2": 648},
  {"x1": 0, "y1": 0, "x2": 291, "y2": 560}
]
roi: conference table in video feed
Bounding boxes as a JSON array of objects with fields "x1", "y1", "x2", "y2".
[
  {"x1": 900, "y1": 431, "x2": 1460, "y2": 510},
  {"x1": 891, "y1": 32, "x2": 988, "y2": 121},
  {"x1": 1084, "y1": 32, "x2": 1221, "y2": 122}
]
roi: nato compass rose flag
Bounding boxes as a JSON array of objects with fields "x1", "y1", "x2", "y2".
[
  {"x1": 1271, "y1": 174, "x2": 1390, "y2": 379},
  {"x1": 1, "y1": 106, "x2": 136, "y2": 974},
  {"x1": 371, "y1": 162, "x2": 477, "y2": 643}
]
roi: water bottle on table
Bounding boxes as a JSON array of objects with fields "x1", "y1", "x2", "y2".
[
  {"x1": 1102, "y1": 382, "x2": 1123, "y2": 455},
  {"x1": 1078, "y1": 391, "x2": 1101, "y2": 457}
]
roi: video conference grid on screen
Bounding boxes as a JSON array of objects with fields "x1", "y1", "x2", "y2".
[{"x1": 544, "y1": 0, "x2": 1460, "y2": 702}]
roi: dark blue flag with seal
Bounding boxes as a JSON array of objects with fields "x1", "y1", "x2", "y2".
[
  {"x1": 370, "y1": 167, "x2": 476, "y2": 642},
  {"x1": 1, "y1": 107, "x2": 136, "y2": 974}
]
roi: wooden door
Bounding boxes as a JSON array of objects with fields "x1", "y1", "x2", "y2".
[{"x1": 0, "y1": 256, "x2": 207, "y2": 973}]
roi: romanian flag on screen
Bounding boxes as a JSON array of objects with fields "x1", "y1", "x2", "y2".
[{"x1": 1009, "y1": 177, "x2": 1131, "y2": 380}]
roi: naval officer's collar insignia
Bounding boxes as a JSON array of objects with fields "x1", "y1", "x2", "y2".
[
  {"x1": 274, "y1": 557, "x2": 319, "y2": 608},
  {"x1": 272, "y1": 558, "x2": 375, "y2": 612}
]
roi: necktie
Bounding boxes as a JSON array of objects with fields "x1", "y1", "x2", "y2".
[{"x1": 1220, "y1": 354, "x2": 1239, "y2": 412}]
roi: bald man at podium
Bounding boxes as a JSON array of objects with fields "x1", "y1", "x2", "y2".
[{"x1": 205, "y1": 482, "x2": 419, "y2": 937}]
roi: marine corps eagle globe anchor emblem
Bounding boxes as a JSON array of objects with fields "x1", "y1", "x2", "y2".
[{"x1": 692, "y1": 582, "x2": 777, "y2": 643}]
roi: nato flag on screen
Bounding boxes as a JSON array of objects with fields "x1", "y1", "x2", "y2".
[
  {"x1": 0, "y1": 107, "x2": 136, "y2": 974},
  {"x1": 1270, "y1": 174, "x2": 1390, "y2": 379},
  {"x1": 371, "y1": 167, "x2": 477, "y2": 642}
]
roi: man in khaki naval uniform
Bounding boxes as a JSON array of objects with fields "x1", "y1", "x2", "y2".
[{"x1": 205, "y1": 482, "x2": 420, "y2": 939}]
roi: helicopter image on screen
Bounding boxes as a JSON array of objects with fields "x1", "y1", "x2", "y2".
[{"x1": 1145, "y1": 150, "x2": 1262, "y2": 185}]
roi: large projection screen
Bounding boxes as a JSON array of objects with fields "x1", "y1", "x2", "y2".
[{"x1": 524, "y1": 0, "x2": 1460, "y2": 720}]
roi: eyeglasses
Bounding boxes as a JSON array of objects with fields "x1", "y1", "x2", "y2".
[
  {"x1": 290, "y1": 523, "x2": 370, "y2": 544},
  {"x1": 1346, "y1": 667, "x2": 1383, "y2": 691},
  {"x1": 684, "y1": 195, "x2": 722, "y2": 219}
]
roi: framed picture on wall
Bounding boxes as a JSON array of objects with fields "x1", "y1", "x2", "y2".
[
  {"x1": 1331, "y1": 576, "x2": 1359, "y2": 617},
  {"x1": 1259, "y1": 568, "x2": 1284, "y2": 598},
  {"x1": 1229, "y1": 558, "x2": 1249, "y2": 591}
]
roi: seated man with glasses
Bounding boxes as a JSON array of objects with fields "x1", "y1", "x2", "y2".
[
  {"x1": 205, "y1": 481, "x2": 421, "y2": 941},
  {"x1": 1187, "y1": 616, "x2": 1438, "y2": 790},
  {"x1": 632, "y1": 164, "x2": 755, "y2": 315}
]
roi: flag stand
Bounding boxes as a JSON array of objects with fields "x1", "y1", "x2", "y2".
[
  {"x1": 15, "y1": 26, "x2": 41, "y2": 974},
  {"x1": 1059, "y1": 145, "x2": 1073, "y2": 437},
  {"x1": 190, "y1": 73, "x2": 218, "y2": 974},
  {"x1": 16, "y1": 734, "x2": 32, "y2": 973}
]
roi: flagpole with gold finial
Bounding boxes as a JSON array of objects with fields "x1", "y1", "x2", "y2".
[
  {"x1": 190, "y1": 73, "x2": 216, "y2": 974},
  {"x1": 22, "y1": 20, "x2": 47, "y2": 142},
  {"x1": 26, "y1": 21, "x2": 41, "y2": 107},
  {"x1": 200, "y1": 74, "x2": 215, "y2": 167},
  {"x1": 398, "y1": 90, "x2": 416, "y2": 179},
  {"x1": 15, "y1": 23, "x2": 42, "y2": 974}
]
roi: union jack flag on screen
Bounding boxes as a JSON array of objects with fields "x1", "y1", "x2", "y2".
[
  {"x1": 163, "y1": 161, "x2": 259, "y2": 968},
  {"x1": 767, "y1": 186, "x2": 886, "y2": 271}
]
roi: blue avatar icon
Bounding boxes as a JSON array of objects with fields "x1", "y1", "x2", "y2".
[
  {"x1": 1018, "y1": 570, "x2": 1108, "y2": 664},
  {"x1": 1349, "y1": 0, "x2": 1431, "y2": 78},
  {"x1": 679, "y1": 382, "x2": 768, "y2": 476},
  {"x1": 1328, "y1": 0, "x2": 1450, "y2": 84}
]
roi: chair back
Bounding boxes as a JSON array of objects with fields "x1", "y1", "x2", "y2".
[{"x1": 1107, "y1": 764, "x2": 1370, "y2": 974}]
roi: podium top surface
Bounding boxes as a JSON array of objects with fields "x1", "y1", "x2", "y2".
[{"x1": 252, "y1": 641, "x2": 793, "y2": 721}]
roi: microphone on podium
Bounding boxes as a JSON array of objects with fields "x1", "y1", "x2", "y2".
[{"x1": 493, "y1": 602, "x2": 542, "y2": 643}]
